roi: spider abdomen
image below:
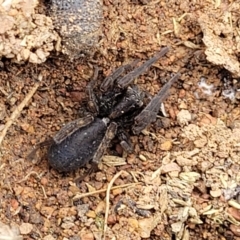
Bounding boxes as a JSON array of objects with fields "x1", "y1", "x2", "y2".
[{"x1": 48, "y1": 118, "x2": 107, "y2": 172}]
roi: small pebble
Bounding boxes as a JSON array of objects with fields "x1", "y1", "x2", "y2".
[
  {"x1": 80, "y1": 232, "x2": 94, "y2": 240},
  {"x1": 230, "y1": 224, "x2": 240, "y2": 237},
  {"x1": 107, "y1": 214, "x2": 117, "y2": 225},
  {"x1": 41, "y1": 177, "x2": 48, "y2": 185},
  {"x1": 94, "y1": 201, "x2": 106, "y2": 214},
  {"x1": 209, "y1": 189, "x2": 222, "y2": 198},
  {"x1": 10, "y1": 199, "x2": 19, "y2": 210},
  {"x1": 177, "y1": 109, "x2": 192, "y2": 125},
  {"x1": 228, "y1": 207, "x2": 240, "y2": 221},
  {"x1": 160, "y1": 140, "x2": 172, "y2": 151},
  {"x1": 19, "y1": 223, "x2": 33, "y2": 234},
  {"x1": 112, "y1": 188, "x2": 123, "y2": 196},
  {"x1": 86, "y1": 210, "x2": 96, "y2": 219}
]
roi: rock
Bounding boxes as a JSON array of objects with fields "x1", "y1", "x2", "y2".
[
  {"x1": 47, "y1": 0, "x2": 103, "y2": 58},
  {"x1": 19, "y1": 223, "x2": 33, "y2": 235},
  {"x1": 177, "y1": 110, "x2": 192, "y2": 126}
]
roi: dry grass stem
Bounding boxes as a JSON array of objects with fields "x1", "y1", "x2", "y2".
[
  {"x1": 73, "y1": 182, "x2": 141, "y2": 201},
  {"x1": 0, "y1": 81, "x2": 40, "y2": 146},
  {"x1": 103, "y1": 170, "x2": 126, "y2": 240}
]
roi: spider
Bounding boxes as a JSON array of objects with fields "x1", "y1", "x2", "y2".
[{"x1": 28, "y1": 47, "x2": 180, "y2": 177}]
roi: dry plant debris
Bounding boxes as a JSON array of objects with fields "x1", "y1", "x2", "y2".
[{"x1": 166, "y1": 119, "x2": 240, "y2": 238}]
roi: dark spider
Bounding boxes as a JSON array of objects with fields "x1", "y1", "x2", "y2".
[{"x1": 28, "y1": 47, "x2": 180, "y2": 178}]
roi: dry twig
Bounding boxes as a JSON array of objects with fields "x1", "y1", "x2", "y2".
[
  {"x1": 0, "y1": 81, "x2": 40, "y2": 146},
  {"x1": 103, "y1": 170, "x2": 126, "y2": 240},
  {"x1": 73, "y1": 182, "x2": 140, "y2": 201}
]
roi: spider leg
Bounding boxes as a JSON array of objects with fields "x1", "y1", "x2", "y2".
[
  {"x1": 100, "y1": 60, "x2": 140, "y2": 92},
  {"x1": 117, "y1": 46, "x2": 169, "y2": 88},
  {"x1": 75, "y1": 163, "x2": 99, "y2": 184},
  {"x1": 86, "y1": 66, "x2": 100, "y2": 114},
  {"x1": 75, "y1": 122, "x2": 118, "y2": 182},
  {"x1": 27, "y1": 139, "x2": 53, "y2": 161},
  {"x1": 53, "y1": 115, "x2": 94, "y2": 144},
  {"x1": 132, "y1": 73, "x2": 181, "y2": 134},
  {"x1": 117, "y1": 128, "x2": 133, "y2": 153},
  {"x1": 28, "y1": 115, "x2": 94, "y2": 161},
  {"x1": 91, "y1": 121, "x2": 118, "y2": 166}
]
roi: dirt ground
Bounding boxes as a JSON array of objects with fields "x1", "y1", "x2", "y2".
[{"x1": 0, "y1": 0, "x2": 240, "y2": 240}]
